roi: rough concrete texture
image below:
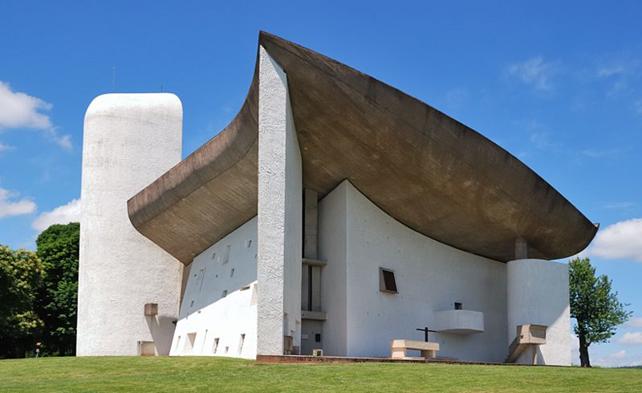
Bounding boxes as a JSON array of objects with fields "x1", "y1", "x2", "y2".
[
  {"x1": 77, "y1": 93, "x2": 183, "y2": 356},
  {"x1": 256, "y1": 47, "x2": 303, "y2": 355},
  {"x1": 507, "y1": 259, "x2": 571, "y2": 365},
  {"x1": 128, "y1": 32, "x2": 596, "y2": 265}
]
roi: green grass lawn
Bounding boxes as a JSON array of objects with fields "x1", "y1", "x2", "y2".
[{"x1": 0, "y1": 357, "x2": 641, "y2": 393}]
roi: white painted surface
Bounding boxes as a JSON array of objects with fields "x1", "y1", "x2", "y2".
[
  {"x1": 319, "y1": 181, "x2": 509, "y2": 362},
  {"x1": 78, "y1": 93, "x2": 183, "y2": 356},
  {"x1": 434, "y1": 310, "x2": 485, "y2": 334},
  {"x1": 317, "y1": 184, "x2": 348, "y2": 356},
  {"x1": 257, "y1": 46, "x2": 303, "y2": 355},
  {"x1": 170, "y1": 217, "x2": 258, "y2": 359},
  {"x1": 507, "y1": 259, "x2": 571, "y2": 365}
]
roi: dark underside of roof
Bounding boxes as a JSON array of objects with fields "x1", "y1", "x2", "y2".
[{"x1": 127, "y1": 32, "x2": 597, "y2": 264}]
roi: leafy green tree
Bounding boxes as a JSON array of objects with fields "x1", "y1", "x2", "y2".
[
  {"x1": 569, "y1": 257, "x2": 631, "y2": 367},
  {"x1": 0, "y1": 245, "x2": 45, "y2": 358},
  {"x1": 36, "y1": 223, "x2": 80, "y2": 356}
]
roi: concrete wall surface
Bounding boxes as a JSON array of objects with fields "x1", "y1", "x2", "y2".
[
  {"x1": 170, "y1": 217, "x2": 258, "y2": 359},
  {"x1": 507, "y1": 259, "x2": 571, "y2": 365},
  {"x1": 257, "y1": 46, "x2": 303, "y2": 355},
  {"x1": 78, "y1": 93, "x2": 183, "y2": 356},
  {"x1": 318, "y1": 180, "x2": 509, "y2": 362}
]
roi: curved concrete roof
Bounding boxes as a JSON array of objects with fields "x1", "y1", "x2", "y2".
[{"x1": 128, "y1": 32, "x2": 597, "y2": 264}]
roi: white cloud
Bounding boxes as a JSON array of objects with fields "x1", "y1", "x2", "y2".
[
  {"x1": 627, "y1": 317, "x2": 642, "y2": 328},
  {"x1": 0, "y1": 142, "x2": 13, "y2": 154},
  {"x1": 0, "y1": 81, "x2": 71, "y2": 149},
  {"x1": 597, "y1": 65, "x2": 627, "y2": 78},
  {"x1": 0, "y1": 81, "x2": 52, "y2": 129},
  {"x1": 591, "y1": 218, "x2": 642, "y2": 262},
  {"x1": 0, "y1": 187, "x2": 37, "y2": 218},
  {"x1": 609, "y1": 349, "x2": 627, "y2": 359},
  {"x1": 508, "y1": 57, "x2": 556, "y2": 91},
  {"x1": 32, "y1": 199, "x2": 80, "y2": 232},
  {"x1": 619, "y1": 332, "x2": 642, "y2": 345},
  {"x1": 604, "y1": 202, "x2": 635, "y2": 210}
]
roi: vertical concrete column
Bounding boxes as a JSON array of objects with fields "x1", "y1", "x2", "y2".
[
  {"x1": 302, "y1": 189, "x2": 319, "y2": 311},
  {"x1": 78, "y1": 93, "x2": 183, "y2": 355},
  {"x1": 257, "y1": 46, "x2": 303, "y2": 355},
  {"x1": 506, "y1": 259, "x2": 571, "y2": 365},
  {"x1": 514, "y1": 237, "x2": 528, "y2": 260}
]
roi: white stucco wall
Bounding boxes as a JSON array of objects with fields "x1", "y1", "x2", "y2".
[
  {"x1": 78, "y1": 93, "x2": 183, "y2": 356},
  {"x1": 318, "y1": 183, "x2": 348, "y2": 356},
  {"x1": 257, "y1": 46, "x2": 303, "y2": 355},
  {"x1": 507, "y1": 259, "x2": 571, "y2": 365},
  {"x1": 318, "y1": 181, "x2": 509, "y2": 362},
  {"x1": 170, "y1": 217, "x2": 258, "y2": 359}
]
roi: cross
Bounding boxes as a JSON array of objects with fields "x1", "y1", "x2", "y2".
[{"x1": 416, "y1": 326, "x2": 437, "y2": 342}]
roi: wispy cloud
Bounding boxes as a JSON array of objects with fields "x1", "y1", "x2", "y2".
[
  {"x1": 619, "y1": 332, "x2": 642, "y2": 345},
  {"x1": 604, "y1": 202, "x2": 636, "y2": 210},
  {"x1": 32, "y1": 198, "x2": 80, "y2": 232},
  {"x1": 0, "y1": 142, "x2": 13, "y2": 154},
  {"x1": 0, "y1": 81, "x2": 71, "y2": 150},
  {"x1": 627, "y1": 317, "x2": 642, "y2": 328},
  {"x1": 591, "y1": 218, "x2": 642, "y2": 262},
  {"x1": 0, "y1": 187, "x2": 36, "y2": 219},
  {"x1": 580, "y1": 148, "x2": 623, "y2": 159},
  {"x1": 507, "y1": 57, "x2": 557, "y2": 92}
]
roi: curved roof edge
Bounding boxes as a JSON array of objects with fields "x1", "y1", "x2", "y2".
[{"x1": 128, "y1": 31, "x2": 597, "y2": 264}]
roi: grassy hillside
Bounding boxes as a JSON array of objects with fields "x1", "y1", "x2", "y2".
[{"x1": 1, "y1": 356, "x2": 641, "y2": 392}]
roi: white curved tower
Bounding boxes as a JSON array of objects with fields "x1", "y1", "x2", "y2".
[
  {"x1": 507, "y1": 259, "x2": 571, "y2": 365},
  {"x1": 77, "y1": 93, "x2": 183, "y2": 356}
]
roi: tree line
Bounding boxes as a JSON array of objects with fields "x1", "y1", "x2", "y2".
[{"x1": 0, "y1": 223, "x2": 79, "y2": 358}]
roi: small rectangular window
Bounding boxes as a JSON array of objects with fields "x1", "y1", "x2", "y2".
[
  {"x1": 379, "y1": 267, "x2": 398, "y2": 294},
  {"x1": 239, "y1": 333, "x2": 246, "y2": 354},
  {"x1": 213, "y1": 338, "x2": 219, "y2": 354},
  {"x1": 223, "y1": 245, "x2": 231, "y2": 264}
]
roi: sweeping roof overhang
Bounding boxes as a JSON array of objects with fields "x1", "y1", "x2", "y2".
[{"x1": 127, "y1": 32, "x2": 597, "y2": 264}]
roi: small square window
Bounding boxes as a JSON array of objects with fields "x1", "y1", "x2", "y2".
[{"x1": 379, "y1": 267, "x2": 398, "y2": 294}]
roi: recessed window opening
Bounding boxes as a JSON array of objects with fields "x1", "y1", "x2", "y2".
[
  {"x1": 230, "y1": 268, "x2": 235, "y2": 278},
  {"x1": 379, "y1": 267, "x2": 398, "y2": 294},
  {"x1": 184, "y1": 332, "x2": 197, "y2": 353},
  {"x1": 223, "y1": 245, "x2": 231, "y2": 264},
  {"x1": 211, "y1": 252, "x2": 217, "y2": 260},
  {"x1": 238, "y1": 333, "x2": 246, "y2": 354},
  {"x1": 247, "y1": 239, "x2": 252, "y2": 248},
  {"x1": 225, "y1": 346, "x2": 229, "y2": 354},
  {"x1": 222, "y1": 290, "x2": 228, "y2": 298},
  {"x1": 202, "y1": 329, "x2": 208, "y2": 351},
  {"x1": 213, "y1": 338, "x2": 220, "y2": 354}
]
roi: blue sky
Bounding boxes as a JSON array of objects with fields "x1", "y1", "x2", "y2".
[{"x1": 1, "y1": 0, "x2": 641, "y2": 366}]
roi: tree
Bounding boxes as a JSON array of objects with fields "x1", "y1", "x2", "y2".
[
  {"x1": 35, "y1": 223, "x2": 80, "y2": 356},
  {"x1": 0, "y1": 245, "x2": 45, "y2": 358},
  {"x1": 569, "y1": 257, "x2": 630, "y2": 367}
]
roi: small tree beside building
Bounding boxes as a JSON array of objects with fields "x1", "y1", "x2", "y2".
[{"x1": 569, "y1": 257, "x2": 630, "y2": 367}]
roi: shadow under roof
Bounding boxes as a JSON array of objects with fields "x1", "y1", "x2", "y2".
[{"x1": 127, "y1": 32, "x2": 597, "y2": 264}]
